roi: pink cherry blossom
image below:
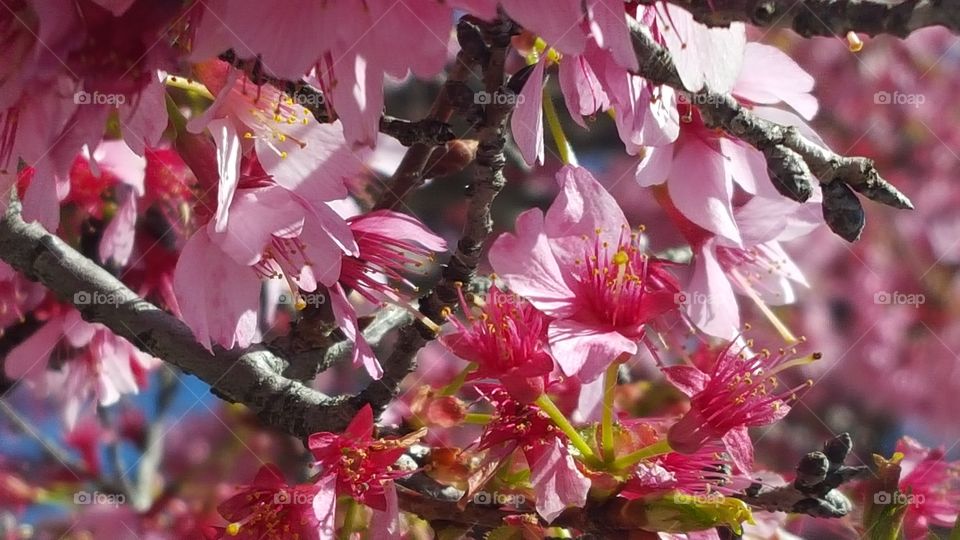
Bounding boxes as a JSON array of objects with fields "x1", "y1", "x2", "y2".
[
  {"x1": 217, "y1": 464, "x2": 324, "y2": 540},
  {"x1": 896, "y1": 437, "x2": 960, "y2": 539},
  {"x1": 490, "y1": 165, "x2": 680, "y2": 381},
  {"x1": 662, "y1": 342, "x2": 816, "y2": 472},
  {"x1": 308, "y1": 404, "x2": 421, "y2": 538},
  {"x1": 441, "y1": 285, "x2": 555, "y2": 403}
]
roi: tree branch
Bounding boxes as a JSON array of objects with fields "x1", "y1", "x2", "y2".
[
  {"x1": 628, "y1": 15, "x2": 912, "y2": 241},
  {"x1": 642, "y1": 0, "x2": 960, "y2": 38},
  {"x1": 0, "y1": 198, "x2": 360, "y2": 438}
]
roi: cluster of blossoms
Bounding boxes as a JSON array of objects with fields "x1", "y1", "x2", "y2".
[{"x1": 0, "y1": 1, "x2": 957, "y2": 539}]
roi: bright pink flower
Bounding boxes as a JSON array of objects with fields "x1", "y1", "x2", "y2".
[
  {"x1": 489, "y1": 165, "x2": 680, "y2": 381},
  {"x1": 663, "y1": 342, "x2": 816, "y2": 472},
  {"x1": 620, "y1": 441, "x2": 736, "y2": 498},
  {"x1": 217, "y1": 464, "x2": 323, "y2": 540},
  {"x1": 896, "y1": 437, "x2": 960, "y2": 539},
  {"x1": 308, "y1": 404, "x2": 421, "y2": 538},
  {"x1": 440, "y1": 286, "x2": 555, "y2": 403},
  {"x1": 473, "y1": 385, "x2": 591, "y2": 522}
]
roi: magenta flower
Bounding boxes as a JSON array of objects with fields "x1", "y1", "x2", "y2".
[
  {"x1": 217, "y1": 464, "x2": 324, "y2": 540},
  {"x1": 896, "y1": 437, "x2": 960, "y2": 539},
  {"x1": 473, "y1": 385, "x2": 591, "y2": 522},
  {"x1": 663, "y1": 342, "x2": 816, "y2": 472},
  {"x1": 489, "y1": 165, "x2": 680, "y2": 381},
  {"x1": 308, "y1": 404, "x2": 421, "y2": 538},
  {"x1": 440, "y1": 285, "x2": 555, "y2": 403},
  {"x1": 620, "y1": 441, "x2": 736, "y2": 499}
]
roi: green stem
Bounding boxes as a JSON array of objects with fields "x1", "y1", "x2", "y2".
[
  {"x1": 535, "y1": 394, "x2": 596, "y2": 461},
  {"x1": 542, "y1": 90, "x2": 575, "y2": 165},
  {"x1": 340, "y1": 498, "x2": 366, "y2": 539},
  {"x1": 601, "y1": 363, "x2": 618, "y2": 463},
  {"x1": 611, "y1": 439, "x2": 673, "y2": 471},
  {"x1": 439, "y1": 363, "x2": 476, "y2": 396},
  {"x1": 464, "y1": 413, "x2": 492, "y2": 425},
  {"x1": 950, "y1": 514, "x2": 960, "y2": 540}
]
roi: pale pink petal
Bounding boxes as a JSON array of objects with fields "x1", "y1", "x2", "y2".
[
  {"x1": 93, "y1": 140, "x2": 146, "y2": 195},
  {"x1": 634, "y1": 145, "x2": 674, "y2": 187},
  {"x1": 368, "y1": 0, "x2": 452, "y2": 79},
  {"x1": 722, "y1": 426, "x2": 754, "y2": 473},
  {"x1": 659, "y1": 4, "x2": 745, "y2": 93},
  {"x1": 208, "y1": 186, "x2": 306, "y2": 267},
  {"x1": 528, "y1": 438, "x2": 591, "y2": 522},
  {"x1": 687, "y1": 243, "x2": 740, "y2": 339},
  {"x1": 559, "y1": 54, "x2": 609, "y2": 127},
  {"x1": 511, "y1": 57, "x2": 546, "y2": 167},
  {"x1": 544, "y1": 165, "x2": 629, "y2": 250},
  {"x1": 588, "y1": 0, "x2": 638, "y2": 71},
  {"x1": 321, "y1": 52, "x2": 383, "y2": 148},
  {"x1": 119, "y1": 73, "x2": 168, "y2": 155},
  {"x1": 547, "y1": 320, "x2": 636, "y2": 381},
  {"x1": 330, "y1": 285, "x2": 382, "y2": 379},
  {"x1": 349, "y1": 209, "x2": 446, "y2": 252},
  {"x1": 212, "y1": 0, "x2": 328, "y2": 79},
  {"x1": 5, "y1": 318, "x2": 62, "y2": 379},
  {"x1": 98, "y1": 187, "x2": 138, "y2": 266},
  {"x1": 501, "y1": 0, "x2": 587, "y2": 54},
  {"x1": 488, "y1": 209, "x2": 576, "y2": 317},
  {"x1": 734, "y1": 43, "x2": 818, "y2": 120},
  {"x1": 256, "y1": 120, "x2": 359, "y2": 204},
  {"x1": 718, "y1": 137, "x2": 768, "y2": 195},
  {"x1": 173, "y1": 230, "x2": 260, "y2": 351},
  {"x1": 21, "y1": 167, "x2": 62, "y2": 231},
  {"x1": 367, "y1": 481, "x2": 401, "y2": 539},
  {"x1": 209, "y1": 118, "x2": 242, "y2": 233},
  {"x1": 668, "y1": 138, "x2": 741, "y2": 245},
  {"x1": 62, "y1": 310, "x2": 96, "y2": 348},
  {"x1": 313, "y1": 474, "x2": 338, "y2": 539}
]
